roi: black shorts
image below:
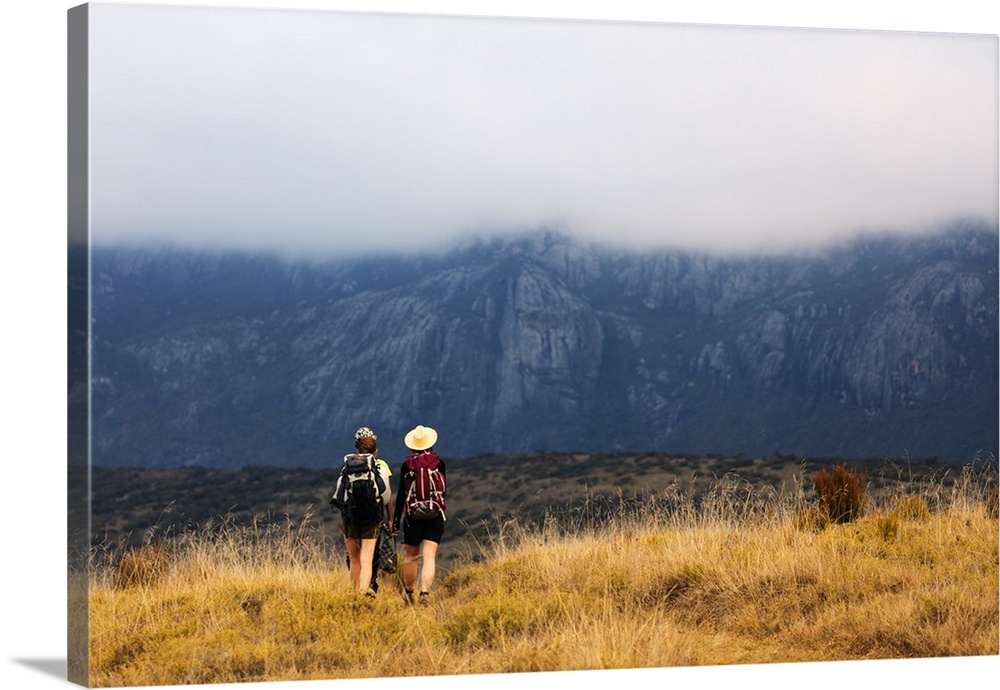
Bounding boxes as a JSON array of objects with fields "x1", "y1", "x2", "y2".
[
  {"x1": 342, "y1": 520, "x2": 380, "y2": 540},
  {"x1": 402, "y1": 516, "x2": 445, "y2": 546}
]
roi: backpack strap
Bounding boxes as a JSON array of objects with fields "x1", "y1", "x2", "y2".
[
  {"x1": 372, "y1": 458, "x2": 386, "y2": 497},
  {"x1": 355, "y1": 453, "x2": 386, "y2": 496}
]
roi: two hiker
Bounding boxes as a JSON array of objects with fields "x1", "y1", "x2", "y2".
[{"x1": 332, "y1": 424, "x2": 447, "y2": 604}]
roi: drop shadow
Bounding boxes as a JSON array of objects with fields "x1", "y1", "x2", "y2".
[{"x1": 11, "y1": 658, "x2": 67, "y2": 681}]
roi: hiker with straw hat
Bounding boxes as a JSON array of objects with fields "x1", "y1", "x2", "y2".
[{"x1": 393, "y1": 424, "x2": 447, "y2": 606}]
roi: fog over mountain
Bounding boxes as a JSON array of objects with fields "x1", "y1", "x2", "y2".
[
  {"x1": 80, "y1": 222, "x2": 998, "y2": 469},
  {"x1": 87, "y1": 5, "x2": 998, "y2": 259}
]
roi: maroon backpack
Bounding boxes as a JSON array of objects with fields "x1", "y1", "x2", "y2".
[{"x1": 403, "y1": 452, "x2": 446, "y2": 521}]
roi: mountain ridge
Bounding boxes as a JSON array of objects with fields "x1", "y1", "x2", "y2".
[{"x1": 86, "y1": 221, "x2": 999, "y2": 468}]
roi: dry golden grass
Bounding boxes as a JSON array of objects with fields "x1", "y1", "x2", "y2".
[
  {"x1": 114, "y1": 542, "x2": 167, "y2": 589},
  {"x1": 86, "y1": 465, "x2": 999, "y2": 687}
]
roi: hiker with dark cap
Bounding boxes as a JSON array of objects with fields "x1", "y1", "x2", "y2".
[
  {"x1": 331, "y1": 426, "x2": 394, "y2": 596},
  {"x1": 393, "y1": 424, "x2": 447, "y2": 606}
]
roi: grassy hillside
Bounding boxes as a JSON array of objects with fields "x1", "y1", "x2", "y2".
[
  {"x1": 81, "y1": 459, "x2": 998, "y2": 686},
  {"x1": 88, "y1": 451, "x2": 964, "y2": 570}
]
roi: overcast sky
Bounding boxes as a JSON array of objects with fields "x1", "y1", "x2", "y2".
[{"x1": 86, "y1": 2, "x2": 998, "y2": 258}]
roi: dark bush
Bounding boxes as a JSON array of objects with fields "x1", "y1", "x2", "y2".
[
  {"x1": 115, "y1": 542, "x2": 167, "y2": 589},
  {"x1": 813, "y1": 465, "x2": 867, "y2": 523}
]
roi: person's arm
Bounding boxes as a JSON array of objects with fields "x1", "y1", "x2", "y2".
[
  {"x1": 392, "y1": 461, "x2": 406, "y2": 529},
  {"x1": 379, "y1": 464, "x2": 394, "y2": 530}
]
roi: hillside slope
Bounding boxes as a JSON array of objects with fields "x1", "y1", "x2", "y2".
[{"x1": 84, "y1": 465, "x2": 999, "y2": 686}]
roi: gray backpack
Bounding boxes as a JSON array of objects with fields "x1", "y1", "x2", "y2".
[{"x1": 331, "y1": 453, "x2": 385, "y2": 525}]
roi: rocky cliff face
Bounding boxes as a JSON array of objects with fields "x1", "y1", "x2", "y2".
[{"x1": 89, "y1": 223, "x2": 998, "y2": 468}]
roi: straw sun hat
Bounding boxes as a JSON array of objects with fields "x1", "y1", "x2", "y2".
[{"x1": 404, "y1": 425, "x2": 438, "y2": 451}]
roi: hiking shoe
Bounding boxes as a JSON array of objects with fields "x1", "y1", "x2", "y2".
[
  {"x1": 363, "y1": 587, "x2": 377, "y2": 599},
  {"x1": 418, "y1": 592, "x2": 430, "y2": 606},
  {"x1": 403, "y1": 589, "x2": 415, "y2": 605}
]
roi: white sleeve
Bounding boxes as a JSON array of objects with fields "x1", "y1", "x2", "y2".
[{"x1": 379, "y1": 465, "x2": 392, "y2": 505}]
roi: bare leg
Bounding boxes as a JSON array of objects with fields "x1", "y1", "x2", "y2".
[
  {"x1": 418, "y1": 540, "x2": 439, "y2": 593},
  {"x1": 358, "y1": 537, "x2": 378, "y2": 593},
  {"x1": 345, "y1": 537, "x2": 362, "y2": 591},
  {"x1": 403, "y1": 543, "x2": 420, "y2": 593}
]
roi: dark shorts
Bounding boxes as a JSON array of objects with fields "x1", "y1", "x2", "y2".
[
  {"x1": 402, "y1": 516, "x2": 445, "y2": 546},
  {"x1": 342, "y1": 520, "x2": 380, "y2": 540}
]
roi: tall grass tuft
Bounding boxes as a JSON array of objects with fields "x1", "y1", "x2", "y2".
[
  {"x1": 813, "y1": 464, "x2": 867, "y2": 523},
  {"x1": 115, "y1": 542, "x2": 167, "y2": 589}
]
